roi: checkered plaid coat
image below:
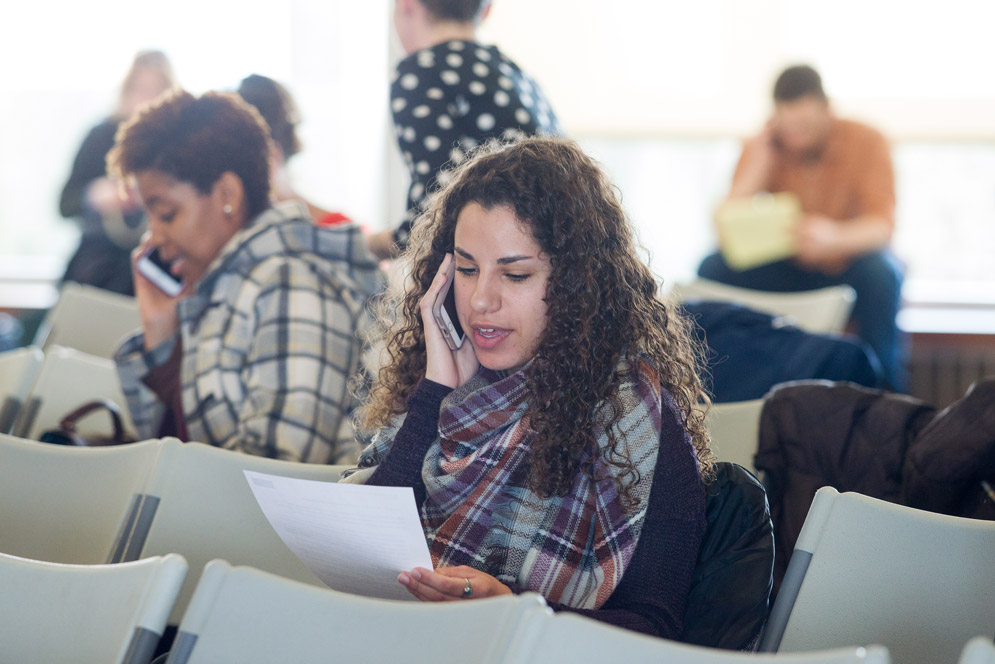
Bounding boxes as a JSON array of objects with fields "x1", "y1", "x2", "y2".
[{"x1": 116, "y1": 201, "x2": 383, "y2": 464}]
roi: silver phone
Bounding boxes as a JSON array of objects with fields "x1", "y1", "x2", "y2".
[
  {"x1": 431, "y1": 260, "x2": 465, "y2": 350},
  {"x1": 136, "y1": 247, "x2": 184, "y2": 296}
]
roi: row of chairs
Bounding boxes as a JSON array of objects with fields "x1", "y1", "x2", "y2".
[
  {"x1": 0, "y1": 342, "x2": 767, "y2": 476},
  {"x1": 33, "y1": 281, "x2": 141, "y2": 359},
  {"x1": 0, "y1": 278, "x2": 828, "y2": 472},
  {"x1": 0, "y1": 281, "x2": 140, "y2": 439},
  {"x1": 675, "y1": 277, "x2": 856, "y2": 473},
  {"x1": 0, "y1": 431, "x2": 779, "y2": 646},
  {"x1": 0, "y1": 434, "x2": 350, "y2": 624},
  {"x1": 4, "y1": 549, "x2": 993, "y2": 664},
  {"x1": 0, "y1": 343, "x2": 135, "y2": 440},
  {"x1": 32, "y1": 279, "x2": 852, "y2": 360},
  {"x1": 667, "y1": 278, "x2": 857, "y2": 335},
  {"x1": 674, "y1": 280, "x2": 995, "y2": 662},
  {"x1": 37, "y1": 279, "x2": 852, "y2": 362},
  {"x1": 763, "y1": 487, "x2": 995, "y2": 664},
  {"x1": 4, "y1": 430, "x2": 994, "y2": 663},
  {"x1": 699, "y1": 397, "x2": 764, "y2": 472}
]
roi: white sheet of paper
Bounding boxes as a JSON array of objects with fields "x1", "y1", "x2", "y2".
[{"x1": 244, "y1": 470, "x2": 433, "y2": 601}]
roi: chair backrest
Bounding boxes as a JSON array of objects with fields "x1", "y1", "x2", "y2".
[
  {"x1": 760, "y1": 487, "x2": 995, "y2": 664},
  {"x1": 699, "y1": 399, "x2": 764, "y2": 472},
  {"x1": 959, "y1": 637, "x2": 995, "y2": 664},
  {"x1": 0, "y1": 434, "x2": 164, "y2": 564},
  {"x1": 10, "y1": 344, "x2": 135, "y2": 441},
  {"x1": 512, "y1": 612, "x2": 890, "y2": 664},
  {"x1": 166, "y1": 559, "x2": 550, "y2": 664},
  {"x1": 0, "y1": 551, "x2": 187, "y2": 664},
  {"x1": 681, "y1": 462, "x2": 774, "y2": 651},
  {"x1": 125, "y1": 439, "x2": 350, "y2": 623},
  {"x1": 0, "y1": 345, "x2": 44, "y2": 433},
  {"x1": 671, "y1": 279, "x2": 856, "y2": 334},
  {"x1": 34, "y1": 281, "x2": 141, "y2": 359}
]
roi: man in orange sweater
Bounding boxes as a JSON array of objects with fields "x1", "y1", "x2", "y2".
[{"x1": 698, "y1": 65, "x2": 906, "y2": 390}]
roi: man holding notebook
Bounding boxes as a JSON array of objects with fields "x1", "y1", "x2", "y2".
[{"x1": 698, "y1": 64, "x2": 906, "y2": 390}]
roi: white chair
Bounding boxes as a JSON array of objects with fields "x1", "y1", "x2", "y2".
[
  {"x1": 122, "y1": 439, "x2": 351, "y2": 623},
  {"x1": 510, "y1": 612, "x2": 890, "y2": 663},
  {"x1": 0, "y1": 345, "x2": 43, "y2": 433},
  {"x1": 34, "y1": 281, "x2": 141, "y2": 359},
  {"x1": 760, "y1": 487, "x2": 995, "y2": 664},
  {"x1": 0, "y1": 551, "x2": 187, "y2": 664},
  {"x1": 959, "y1": 637, "x2": 995, "y2": 664},
  {"x1": 166, "y1": 559, "x2": 550, "y2": 664},
  {"x1": 10, "y1": 344, "x2": 135, "y2": 441},
  {"x1": 671, "y1": 278, "x2": 856, "y2": 334},
  {"x1": 0, "y1": 434, "x2": 164, "y2": 564},
  {"x1": 699, "y1": 399, "x2": 764, "y2": 472}
]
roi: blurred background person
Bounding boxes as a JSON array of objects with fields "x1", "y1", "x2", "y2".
[
  {"x1": 697, "y1": 65, "x2": 907, "y2": 390},
  {"x1": 237, "y1": 73, "x2": 352, "y2": 227},
  {"x1": 58, "y1": 49, "x2": 177, "y2": 295},
  {"x1": 367, "y1": 0, "x2": 563, "y2": 259}
]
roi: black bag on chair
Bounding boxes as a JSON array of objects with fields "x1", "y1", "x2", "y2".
[
  {"x1": 38, "y1": 398, "x2": 136, "y2": 447},
  {"x1": 680, "y1": 462, "x2": 775, "y2": 651}
]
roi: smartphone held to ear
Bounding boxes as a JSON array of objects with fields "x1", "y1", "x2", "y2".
[
  {"x1": 432, "y1": 261, "x2": 465, "y2": 350},
  {"x1": 136, "y1": 247, "x2": 184, "y2": 296}
]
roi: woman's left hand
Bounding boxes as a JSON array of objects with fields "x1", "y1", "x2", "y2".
[{"x1": 398, "y1": 565, "x2": 512, "y2": 602}]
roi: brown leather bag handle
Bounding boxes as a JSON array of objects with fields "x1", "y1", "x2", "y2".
[{"x1": 57, "y1": 398, "x2": 127, "y2": 446}]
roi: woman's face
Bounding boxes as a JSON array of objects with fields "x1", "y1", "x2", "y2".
[
  {"x1": 452, "y1": 202, "x2": 552, "y2": 373},
  {"x1": 135, "y1": 170, "x2": 242, "y2": 287}
]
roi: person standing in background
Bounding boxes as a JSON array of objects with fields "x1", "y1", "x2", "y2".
[
  {"x1": 59, "y1": 50, "x2": 177, "y2": 295},
  {"x1": 697, "y1": 65, "x2": 907, "y2": 390},
  {"x1": 367, "y1": 0, "x2": 563, "y2": 259}
]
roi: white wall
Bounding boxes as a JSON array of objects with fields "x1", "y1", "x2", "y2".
[
  {"x1": 1, "y1": 0, "x2": 992, "y2": 292},
  {"x1": 476, "y1": 0, "x2": 995, "y2": 286},
  {"x1": 480, "y1": 0, "x2": 995, "y2": 139},
  {"x1": 0, "y1": 0, "x2": 390, "y2": 278}
]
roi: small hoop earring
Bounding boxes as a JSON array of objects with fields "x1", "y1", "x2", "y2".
[{"x1": 223, "y1": 204, "x2": 233, "y2": 215}]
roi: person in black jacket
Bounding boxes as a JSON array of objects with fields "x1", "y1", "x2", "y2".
[{"x1": 59, "y1": 50, "x2": 176, "y2": 295}]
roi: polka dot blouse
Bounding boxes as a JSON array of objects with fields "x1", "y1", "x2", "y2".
[{"x1": 390, "y1": 40, "x2": 563, "y2": 246}]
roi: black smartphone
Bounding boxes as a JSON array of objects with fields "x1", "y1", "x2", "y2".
[
  {"x1": 136, "y1": 247, "x2": 184, "y2": 296},
  {"x1": 431, "y1": 260, "x2": 465, "y2": 350}
]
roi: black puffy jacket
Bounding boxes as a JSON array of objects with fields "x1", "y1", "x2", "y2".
[{"x1": 680, "y1": 462, "x2": 774, "y2": 651}]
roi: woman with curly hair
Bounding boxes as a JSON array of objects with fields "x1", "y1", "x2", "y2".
[{"x1": 353, "y1": 136, "x2": 713, "y2": 637}]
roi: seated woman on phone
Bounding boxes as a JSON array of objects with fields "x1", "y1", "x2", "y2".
[
  {"x1": 108, "y1": 90, "x2": 382, "y2": 464},
  {"x1": 351, "y1": 137, "x2": 713, "y2": 637}
]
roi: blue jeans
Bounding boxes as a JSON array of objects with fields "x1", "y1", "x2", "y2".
[{"x1": 697, "y1": 251, "x2": 908, "y2": 391}]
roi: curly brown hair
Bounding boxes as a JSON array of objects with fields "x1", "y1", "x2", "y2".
[
  {"x1": 107, "y1": 89, "x2": 272, "y2": 220},
  {"x1": 361, "y1": 137, "x2": 714, "y2": 497}
]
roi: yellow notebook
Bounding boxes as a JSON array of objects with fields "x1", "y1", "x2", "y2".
[{"x1": 715, "y1": 192, "x2": 801, "y2": 270}]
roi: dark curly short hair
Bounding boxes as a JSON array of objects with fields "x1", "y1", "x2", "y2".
[
  {"x1": 362, "y1": 137, "x2": 713, "y2": 500},
  {"x1": 107, "y1": 89, "x2": 272, "y2": 219},
  {"x1": 420, "y1": 0, "x2": 489, "y2": 22},
  {"x1": 773, "y1": 65, "x2": 826, "y2": 102}
]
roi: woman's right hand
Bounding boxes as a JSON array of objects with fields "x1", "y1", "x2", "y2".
[
  {"x1": 131, "y1": 235, "x2": 183, "y2": 351},
  {"x1": 419, "y1": 253, "x2": 479, "y2": 388}
]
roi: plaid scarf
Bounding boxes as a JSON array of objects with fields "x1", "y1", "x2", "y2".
[{"x1": 361, "y1": 357, "x2": 662, "y2": 609}]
